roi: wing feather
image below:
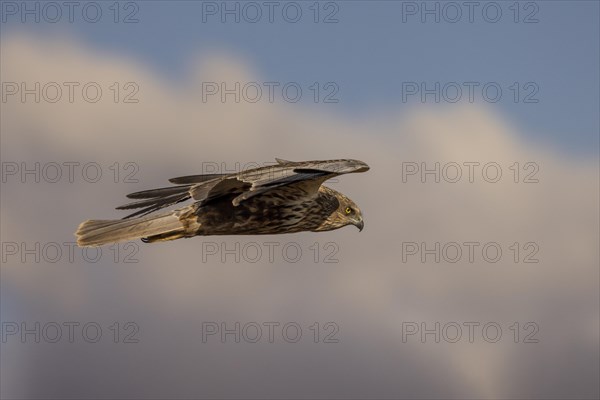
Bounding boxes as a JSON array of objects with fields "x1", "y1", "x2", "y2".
[
  {"x1": 117, "y1": 159, "x2": 369, "y2": 217},
  {"x1": 168, "y1": 173, "x2": 229, "y2": 185}
]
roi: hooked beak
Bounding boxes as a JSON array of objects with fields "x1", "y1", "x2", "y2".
[{"x1": 354, "y1": 219, "x2": 364, "y2": 232}]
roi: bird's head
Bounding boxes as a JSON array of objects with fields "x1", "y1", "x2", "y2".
[{"x1": 316, "y1": 187, "x2": 365, "y2": 232}]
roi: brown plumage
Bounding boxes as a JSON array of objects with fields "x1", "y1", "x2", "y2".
[{"x1": 75, "y1": 158, "x2": 369, "y2": 247}]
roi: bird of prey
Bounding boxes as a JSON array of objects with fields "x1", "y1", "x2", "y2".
[{"x1": 76, "y1": 158, "x2": 369, "y2": 247}]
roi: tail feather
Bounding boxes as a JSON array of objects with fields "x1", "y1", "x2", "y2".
[{"x1": 76, "y1": 211, "x2": 186, "y2": 247}]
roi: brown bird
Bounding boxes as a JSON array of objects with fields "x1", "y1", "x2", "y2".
[{"x1": 76, "y1": 158, "x2": 369, "y2": 247}]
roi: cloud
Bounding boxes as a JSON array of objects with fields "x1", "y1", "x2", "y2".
[{"x1": 1, "y1": 33, "x2": 598, "y2": 399}]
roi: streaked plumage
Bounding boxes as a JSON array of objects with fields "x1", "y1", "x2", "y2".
[{"x1": 76, "y1": 158, "x2": 369, "y2": 247}]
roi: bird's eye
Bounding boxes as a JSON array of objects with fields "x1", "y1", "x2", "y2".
[{"x1": 345, "y1": 207, "x2": 352, "y2": 214}]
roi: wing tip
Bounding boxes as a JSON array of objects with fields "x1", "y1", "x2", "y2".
[{"x1": 349, "y1": 159, "x2": 370, "y2": 172}]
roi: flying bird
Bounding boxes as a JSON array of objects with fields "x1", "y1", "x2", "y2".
[{"x1": 76, "y1": 158, "x2": 369, "y2": 247}]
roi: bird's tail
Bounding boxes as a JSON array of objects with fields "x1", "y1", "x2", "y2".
[{"x1": 76, "y1": 211, "x2": 190, "y2": 247}]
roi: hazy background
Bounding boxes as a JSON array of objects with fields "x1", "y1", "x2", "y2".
[{"x1": 1, "y1": 1, "x2": 599, "y2": 399}]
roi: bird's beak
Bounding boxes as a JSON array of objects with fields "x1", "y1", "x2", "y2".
[{"x1": 354, "y1": 219, "x2": 364, "y2": 232}]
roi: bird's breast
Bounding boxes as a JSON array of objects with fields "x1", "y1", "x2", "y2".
[{"x1": 193, "y1": 188, "x2": 330, "y2": 235}]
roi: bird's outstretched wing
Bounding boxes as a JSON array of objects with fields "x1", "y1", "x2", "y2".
[{"x1": 117, "y1": 159, "x2": 369, "y2": 218}]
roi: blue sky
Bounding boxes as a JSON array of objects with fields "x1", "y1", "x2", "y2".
[{"x1": 2, "y1": 1, "x2": 599, "y2": 154}]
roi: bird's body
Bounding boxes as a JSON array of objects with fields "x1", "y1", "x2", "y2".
[
  {"x1": 76, "y1": 159, "x2": 369, "y2": 246},
  {"x1": 194, "y1": 185, "x2": 339, "y2": 235}
]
